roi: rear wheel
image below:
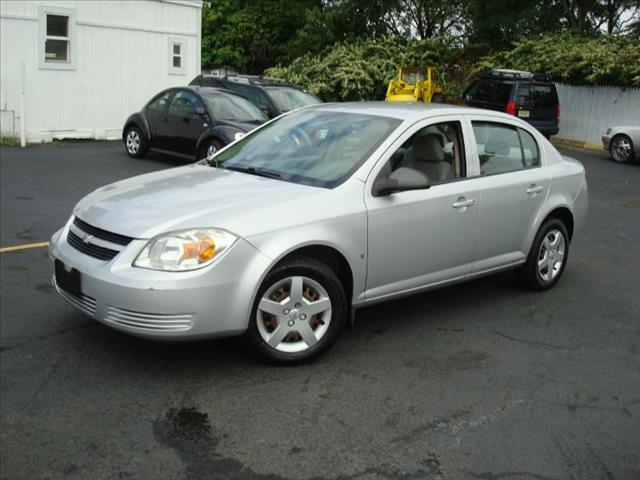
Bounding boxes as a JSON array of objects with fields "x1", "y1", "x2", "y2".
[
  {"x1": 243, "y1": 256, "x2": 347, "y2": 364},
  {"x1": 124, "y1": 126, "x2": 148, "y2": 158},
  {"x1": 610, "y1": 134, "x2": 635, "y2": 163},
  {"x1": 520, "y1": 218, "x2": 570, "y2": 291}
]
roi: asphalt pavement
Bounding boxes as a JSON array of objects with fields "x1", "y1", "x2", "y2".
[{"x1": 1, "y1": 140, "x2": 639, "y2": 480}]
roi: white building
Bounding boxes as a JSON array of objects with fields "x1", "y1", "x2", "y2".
[{"x1": 0, "y1": 0, "x2": 202, "y2": 143}]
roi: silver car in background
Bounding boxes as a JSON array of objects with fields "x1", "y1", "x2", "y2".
[
  {"x1": 50, "y1": 103, "x2": 588, "y2": 363},
  {"x1": 602, "y1": 126, "x2": 639, "y2": 163}
]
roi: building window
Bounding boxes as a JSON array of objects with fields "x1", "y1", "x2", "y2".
[
  {"x1": 169, "y1": 38, "x2": 186, "y2": 75},
  {"x1": 45, "y1": 14, "x2": 70, "y2": 62},
  {"x1": 172, "y1": 44, "x2": 182, "y2": 68},
  {"x1": 38, "y1": 6, "x2": 76, "y2": 70}
]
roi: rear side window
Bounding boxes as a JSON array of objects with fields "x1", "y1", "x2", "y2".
[
  {"x1": 467, "y1": 80, "x2": 513, "y2": 105},
  {"x1": 519, "y1": 129, "x2": 539, "y2": 167},
  {"x1": 518, "y1": 84, "x2": 558, "y2": 108},
  {"x1": 146, "y1": 91, "x2": 171, "y2": 112},
  {"x1": 226, "y1": 83, "x2": 271, "y2": 111},
  {"x1": 472, "y1": 122, "x2": 540, "y2": 175}
]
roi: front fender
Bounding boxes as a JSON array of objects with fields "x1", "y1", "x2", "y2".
[
  {"x1": 244, "y1": 181, "x2": 368, "y2": 306},
  {"x1": 196, "y1": 126, "x2": 242, "y2": 152},
  {"x1": 123, "y1": 113, "x2": 151, "y2": 141}
]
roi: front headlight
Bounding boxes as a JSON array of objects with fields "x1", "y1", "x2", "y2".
[
  {"x1": 234, "y1": 132, "x2": 246, "y2": 141},
  {"x1": 133, "y1": 228, "x2": 237, "y2": 271}
]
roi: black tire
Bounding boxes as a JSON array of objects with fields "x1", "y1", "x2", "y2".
[
  {"x1": 243, "y1": 256, "x2": 347, "y2": 365},
  {"x1": 609, "y1": 134, "x2": 636, "y2": 163},
  {"x1": 519, "y1": 218, "x2": 570, "y2": 291},
  {"x1": 123, "y1": 125, "x2": 148, "y2": 158},
  {"x1": 197, "y1": 138, "x2": 224, "y2": 162}
]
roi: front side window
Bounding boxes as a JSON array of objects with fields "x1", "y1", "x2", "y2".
[
  {"x1": 472, "y1": 122, "x2": 540, "y2": 175},
  {"x1": 199, "y1": 92, "x2": 266, "y2": 124},
  {"x1": 213, "y1": 110, "x2": 401, "y2": 188},
  {"x1": 381, "y1": 121, "x2": 466, "y2": 184},
  {"x1": 168, "y1": 91, "x2": 202, "y2": 117},
  {"x1": 265, "y1": 87, "x2": 320, "y2": 113}
]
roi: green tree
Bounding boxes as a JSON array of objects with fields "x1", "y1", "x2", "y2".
[{"x1": 201, "y1": 0, "x2": 321, "y2": 73}]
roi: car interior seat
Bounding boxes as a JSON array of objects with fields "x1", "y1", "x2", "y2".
[{"x1": 410, "y1": 133, "x2": 453, "y2": 182}]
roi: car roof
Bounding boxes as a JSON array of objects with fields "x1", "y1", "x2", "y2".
[
  {"x1": 185, "y1": 86, "x2": 233, "y2": 95},
  {"x1": 306, "y1": 101, "x2": 509, "y2": 121}
]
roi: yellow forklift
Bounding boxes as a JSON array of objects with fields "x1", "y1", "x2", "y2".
[{"x1": 385, "y1": 66, "x2": 443, "y2": 103}]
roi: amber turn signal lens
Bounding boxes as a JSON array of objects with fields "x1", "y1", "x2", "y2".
[{"x1": 197, "y1": 236, "x2": 216, "y2": 262}]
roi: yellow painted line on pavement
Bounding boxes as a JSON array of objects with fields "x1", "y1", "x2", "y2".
[{"x1": 0, "y1": 242, "x2": 49, "y2": 253}]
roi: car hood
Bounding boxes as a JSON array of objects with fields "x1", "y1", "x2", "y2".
[{"x1": 73, "y1": 164, "x2": 323, "y2": 239}]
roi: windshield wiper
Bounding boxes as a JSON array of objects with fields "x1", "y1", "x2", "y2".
[{"x1": 224, "y1": 165, "x2": 282, "y2": 180}]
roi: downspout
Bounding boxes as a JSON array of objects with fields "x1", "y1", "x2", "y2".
[{"x1": 20, "y1": 61, "x2": 25, "y2": 147}]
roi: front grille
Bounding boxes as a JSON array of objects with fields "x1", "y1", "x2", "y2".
[
  {"x1": 105, "y1": 306, "x2": 194, "y2": 332},
  {"x1": 73, "y1": 217, "x2": 134, "y2": 246},
  {"x1": 67, "y1": 230, "x2": 120, "y2": 260}
]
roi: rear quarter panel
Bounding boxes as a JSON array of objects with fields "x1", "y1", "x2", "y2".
[{"x1": 527, "y1": 140, "x2": 587, "y2": 246}]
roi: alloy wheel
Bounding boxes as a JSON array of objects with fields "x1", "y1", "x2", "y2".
[
  {"x1": 537, "y1": 229, "x2": 566, "y2": 282},
  {"x1": 256, "y1": 276, "x2": 332, "y2": 353},
  {"x1": 206, "y1": 143, "x2": 217, "y2": 161},
  {"x1": 126, "y1": 130, "x2": 140, "y2": 155},
  {"x1": 612, "y1": 137, "x2": 632, "y2": 162}
]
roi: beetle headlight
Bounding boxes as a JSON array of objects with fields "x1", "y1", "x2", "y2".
[{"x1": 133, "y1": 228, "x2": 237, "y2": 271}]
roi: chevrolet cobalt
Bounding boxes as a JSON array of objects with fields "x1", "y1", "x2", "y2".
[{"x1": 51, "y1": 103, "x2": 588, "y2": 363}]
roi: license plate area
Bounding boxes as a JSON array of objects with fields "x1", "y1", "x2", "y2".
[
  {"x1": 518, "y1": 110, "x2": 530, "y2": 118},
  {"x1": 55, "y1": 259, "x2": 82, "y2": 297}
]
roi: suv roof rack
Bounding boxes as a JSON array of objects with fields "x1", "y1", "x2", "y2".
[
  {"x1": 481, "y1": 69, "x2": 552, "y2": 82},
  {"x1": 225, "y1": 75, "x2": 291, "y2": 87}
]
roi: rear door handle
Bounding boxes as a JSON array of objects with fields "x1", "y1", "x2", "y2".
[
  {"x1": 452, "y1": 197, "x2": 475, "y2": 209},
  {"x1": 526, "y1": 184, "x2": 544, "y2": 195}
]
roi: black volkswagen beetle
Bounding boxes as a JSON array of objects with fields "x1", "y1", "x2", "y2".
[{"x1": 122, "y1": 86, "x2": 268, "y2": 161}]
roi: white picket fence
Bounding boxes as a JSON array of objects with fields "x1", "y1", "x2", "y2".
[{"x1": 555, "y1": 83, "x2": 640, "y2": 145}]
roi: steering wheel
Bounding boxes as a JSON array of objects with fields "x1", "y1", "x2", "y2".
[{"x1": 290, "y1": 127, "x2": 312, "y2": 147}]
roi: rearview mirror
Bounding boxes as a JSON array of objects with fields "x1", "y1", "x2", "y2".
[{"x1": 372, "y1": 167, "x2": 431, "y2": 197}]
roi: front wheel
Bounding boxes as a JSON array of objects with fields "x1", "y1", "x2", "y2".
[
  {"x1": 520, "y1": 218, "x2": 570, "y2": 291},
  {"x1": 197, "y1": 139, "x2": 223, "y2": 162},
  {"x1": 610, "y1": 134, "x2": 635, "y2": 163},
  {"x1": 243, "y1": 256, "x2": 347, "y2": 364},
  {"x1": 124, "y1": 126, "x2": 148, "y2": 158}
]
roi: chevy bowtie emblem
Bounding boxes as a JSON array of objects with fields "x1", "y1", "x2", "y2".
[{"x1": 82, "y1": 234, "x2": 94, "y2": 245}]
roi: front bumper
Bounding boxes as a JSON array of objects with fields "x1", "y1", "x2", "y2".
[
  {"x1": 49, "y1": 224, "x2": 272, "y2": 340},
  {"x1": 602, "y1": 134, "x2": 611, "y2": 151}
]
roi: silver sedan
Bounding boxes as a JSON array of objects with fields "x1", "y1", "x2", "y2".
[
  {"x1": 602, "y1": 126, "x2": 639, "y2": 163},
  {"x1": 50, "y1": 103, "x2": 588, "y2": 363}
]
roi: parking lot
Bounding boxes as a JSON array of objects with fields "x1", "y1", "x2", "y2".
[{"x1": 1, "y1": 141, "x2": 639, "y2": 479}]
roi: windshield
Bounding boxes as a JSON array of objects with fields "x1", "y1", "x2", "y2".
[
  {"x1": 265, "y1": 87, "x2": 320, "y2": 112},
  {"x1": 213, "y1": 109, "x2": 401, "y2": 188},
  {"x1": 200, "y1": 92, "x2": 267, "y2": 123}
]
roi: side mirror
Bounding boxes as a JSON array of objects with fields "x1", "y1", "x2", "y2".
[
  {"x1": 195, "y1": 106, "x2": 206, "y2": 115},
  {"x1": 372, "y1": 167, "x2": 431, "y2": 197}
]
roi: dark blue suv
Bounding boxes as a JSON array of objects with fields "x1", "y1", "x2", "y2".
[{"x1": 462, "y1": 70, "x2": 560, "y2": 138}]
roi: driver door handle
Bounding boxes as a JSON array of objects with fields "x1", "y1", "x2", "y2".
[{"x1": 452, "y1": 197, "x2": 475, "y2": 209}]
